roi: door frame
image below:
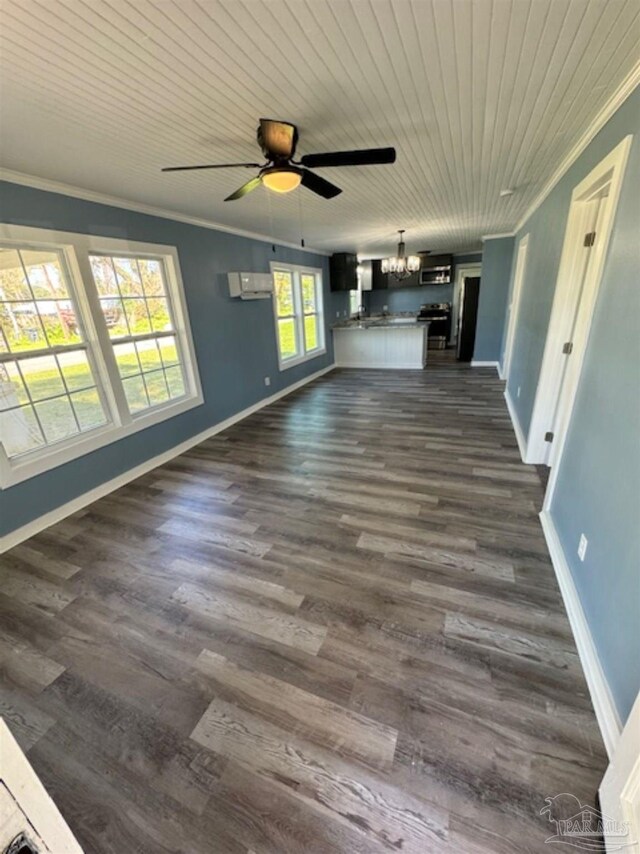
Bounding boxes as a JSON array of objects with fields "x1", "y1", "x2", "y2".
[
  {"x1": 451, "y1": 263, "x2": 482, "y2": 344},
  {"x1": 0, "y1": 719, "x2": 83, "y2": 851},
  {"x1": 525, "y1": 136, "x2": 631, "y2": 497},
  {"x1": 599, "y1": 689, "x2": 640, "y2": 853},
  {"x1": 500, "y1": 234, "x2": 529, "y2": 381}
]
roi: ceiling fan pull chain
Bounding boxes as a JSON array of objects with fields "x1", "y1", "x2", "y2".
[
  {"x1": 298, "y1": 189, "x2": 306, "y2": 248},
  {"x1": 267, "y1": 190, "x2": 276, "y2": 252}
]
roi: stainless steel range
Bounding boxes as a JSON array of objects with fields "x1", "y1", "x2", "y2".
[{"x1": 417, "y1": 303, "x2": 451, "y2": 349}]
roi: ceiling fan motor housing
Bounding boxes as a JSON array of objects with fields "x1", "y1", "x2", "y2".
[{"x1": 257, "y1": 119, "x2": 298, "y2": 162}]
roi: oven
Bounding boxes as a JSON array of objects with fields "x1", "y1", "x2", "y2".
[{"x1": 417, "y1": 303, "x2": 451, "y2": 349}]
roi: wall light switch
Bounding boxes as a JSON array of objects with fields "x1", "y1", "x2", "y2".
[
  {"x1": 517, "y1": 386, "x2": 521, "y2": 398},
  {"x1": 578, "y1": 534, "x2": 588, "y2": 561},
  {"x1": 264, "y1": 376, "x2": 271, "y2": 387}
]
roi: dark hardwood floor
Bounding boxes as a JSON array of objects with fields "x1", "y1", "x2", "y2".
[{"x1": 0, "y1": 352, "x2": 607, "y2": 853}]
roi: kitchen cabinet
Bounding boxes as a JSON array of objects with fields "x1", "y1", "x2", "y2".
[
  {"x1": 371, "y1": 260, "x2": 420, "y2": 289},
  {"x1": 371, "y1": 259, "x2": 387, "y2": 289},
  {"x1": 329, "y1": 252, "x2": 358, "y2": 291},
  {"x1": 389, "y1": 270, "x2": 420, "y2": 288},
  {"x1": 333, "y1": 323, "x2": 429, "y2": 368}
]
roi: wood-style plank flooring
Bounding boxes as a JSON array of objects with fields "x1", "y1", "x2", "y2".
[{"x1": 0, "y1": 352, "x2": 607, "y2": 853}]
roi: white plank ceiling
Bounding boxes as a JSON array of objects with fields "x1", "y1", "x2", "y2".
[{"x1": 0, "y1": 0, "x2": 638, "y2": 255}]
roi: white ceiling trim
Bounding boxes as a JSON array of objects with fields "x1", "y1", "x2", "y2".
[
  {"x1": 0, "y1": 167, "x2": 331, "y2": 256},
  {"x1": 514, "y1": 62, "x2": 640, "y2": 233},
  {"x1": 482, "y1": 232, "x2": 515, "y2": 241}
]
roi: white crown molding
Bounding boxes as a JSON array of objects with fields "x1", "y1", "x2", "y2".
[
  {"x1": 482, "y1": 233, "x2": 515, "y2": 241},
  {"x1": 0, "y1": 168, "x2": 331, "y2": 257},
  {"x1": 514, "y1": 64, "x2": 640, "y2": 234},
  {"x1": 539, "y1": 511, "x2": 622, "y2": 758},
  {"x1": 0, "y1": 363, "x2": 335, "y2": 552}
]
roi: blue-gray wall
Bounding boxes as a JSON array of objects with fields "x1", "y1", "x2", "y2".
[
  {"x1": 0, "y1": 182, "x2": 349, "y2": 537},
  {"x1": 501, "y1": 87, "x2": 640, "y2": 724},
  {"x1": 473, "y1": 237, "x2": 514, "y2": 361},
  {"x1": 364, "y1": 253, "x2": 483, "y2": 314}
]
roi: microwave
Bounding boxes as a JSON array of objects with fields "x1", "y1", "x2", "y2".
[{"x1": 419, "y1": 254, "x2": 452, "y2": 285}]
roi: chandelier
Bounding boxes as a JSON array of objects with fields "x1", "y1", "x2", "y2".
[{"x1": 381, "y1": 229, "x2": 421, "y2": 280}]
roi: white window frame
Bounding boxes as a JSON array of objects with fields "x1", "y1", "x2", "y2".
[
  {"x1": 270, "y1": 262, "x2": 326, "y2": 371},
  {"x1": 0, "y1": 224, "x2": 203, "y2": 488}
]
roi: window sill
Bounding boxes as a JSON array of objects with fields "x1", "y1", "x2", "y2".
[
  {"x1": 278, "y1": 346, "x2": 327, "y2": 372},
  {"x1": 0, "y1": 392, "x2": 204, "y2": 488}
]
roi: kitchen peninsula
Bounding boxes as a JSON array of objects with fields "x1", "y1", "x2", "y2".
[{"x1": 332, "y1": 316, "x2": 430, "y2": 369}]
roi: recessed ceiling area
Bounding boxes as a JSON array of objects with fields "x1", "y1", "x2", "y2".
[{"x1": 0, "y1": 0, "x2": 638, "y2": 256}]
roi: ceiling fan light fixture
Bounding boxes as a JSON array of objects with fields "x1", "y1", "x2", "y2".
[
  {"x1": 381, "y1": 230, "x2": 420, "y2": 279},
  {"x1": 261, "y1": 167, "x2": 302, "y2": 194}
]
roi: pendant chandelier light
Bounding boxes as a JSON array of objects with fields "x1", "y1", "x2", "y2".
[{"x1": 381, "y1": 229, "x2": 421, "y2": 280}]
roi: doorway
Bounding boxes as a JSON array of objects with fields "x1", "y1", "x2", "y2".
[
  {"x1": 451, "y1": 263, "x2": 482, "y2": 345},
  {"x1": 525, "y1": 136, "x2": 632, "y2": 507},
  {"x1": 456, "y1": 276, "x2": 481, "y2": 362}
]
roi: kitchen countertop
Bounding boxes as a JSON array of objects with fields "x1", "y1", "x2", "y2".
[{"x1": 332, "y1": 314, "x2": 430, "y2": 330}]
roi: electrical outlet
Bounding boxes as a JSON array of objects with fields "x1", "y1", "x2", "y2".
[
  {"x1": 343, "y1": 310, "x2": 347, "y2": 316},
  {"x1": 264, "y1": 376, "x2": 271, "y2": 387},
  {"x1": 517, "y1": 386, "x2": 521, "y2": 398},
  {"x1": 578, "y1": 534, "x2": 588, "y2": 561},
  {"x1": 336, "y1": 311, "x2": 340, "y2": 318},
  {"x1": 383, "y1": 304, "x2": 388, "y2": 311}
]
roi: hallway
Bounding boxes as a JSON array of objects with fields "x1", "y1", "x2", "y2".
[{"x1": 0, "y1": 355, "x2": 607, "y2": 853}]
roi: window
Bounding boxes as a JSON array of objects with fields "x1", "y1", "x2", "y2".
[
  {"x1": 272, "y1": 263, "x2": 325, "y2": 369},
  {"x1": 0, "y1": 248, "x2": 108, "y2": 459},
  {"x1": 349, "y1": 264, "x2": 363, "y2": 316},
  {"x1": 88, "y1": 254, "x2": 186, "y2": 413},
  {"x1": 0, "y1": 226, "x2": 202, "y2": 487}
]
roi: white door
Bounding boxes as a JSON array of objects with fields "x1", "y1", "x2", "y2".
[
  {"x1": 526, "y1": 135, "x2": 632, "y2": 477},
  {"x1": 502, "y1": 234, "x2": 529, "y2": 381},
  {"x1": 0, "y1": 719, "x2": 83, "y2": 853},
  {"x1": 599, "y1": 690, "x2": 640, "y2": 853},
  {"x1": 546, "y1": 194, "x2": 610, "y2": 469}
]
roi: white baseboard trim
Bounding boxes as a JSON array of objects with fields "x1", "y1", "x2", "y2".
[
  {"x1": 504, "y1": 389, "x2": 528, "y2": 462},
  {"x1": 470, "y1": 360, "x2": 500, "y2": 370},
  {"x1": 335, "y1": 362, "x2": 425, "y2": 370},
  {"x1": 0, "y1": 364, "x2": 335, "y2": 553},
  {"x1": 497, "y1": 362, "x2": 506, "y2": 380},
  {"x1": 539, "y1": 511, "x2": 622, "y2": 758}
]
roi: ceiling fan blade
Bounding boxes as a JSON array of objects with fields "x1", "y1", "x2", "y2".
[
  {"x1": 224, "y1": 176, "x2": 262, "y2": 201},
  {"x1": 299, "y1": 147, "x2": 396, "y2": 169},
  {"x1": 162, "y1": 162, "x2": 262, "y2": 172},
  {"x1": 258, "y1": 119, "x2": 298, "y2": 159},
  {"x1": 300, "y1": 169, "x2": 342, "y2": 199}
]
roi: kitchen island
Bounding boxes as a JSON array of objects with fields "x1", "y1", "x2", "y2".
[{"x1": 332, "y1": 316, "x2": 430, "y2": 369}]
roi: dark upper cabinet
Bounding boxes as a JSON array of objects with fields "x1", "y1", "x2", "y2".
[
  {"x1": 371, "y1": 260, "x2": 420, "y2": 289},
  {"x1": 329, "y1": 252, "x2": 358, "y2": 291},
  {"x1": 371, "y1": 259, "x2": 387, "y2": 289},
  {"x1": 389, "y1": 270, "x2": 420, "y2": 289}
]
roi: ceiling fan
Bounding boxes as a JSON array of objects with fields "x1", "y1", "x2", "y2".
[{"x1": 162, "y1": 119, "x2": 396, "y2": 201}]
